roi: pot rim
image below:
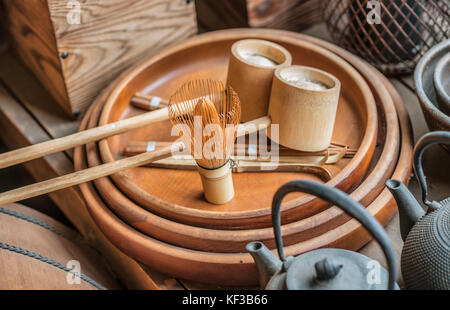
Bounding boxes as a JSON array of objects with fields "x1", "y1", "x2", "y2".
[{"x1": 414, "y1": 39, "x2": 450, "y2": 124}]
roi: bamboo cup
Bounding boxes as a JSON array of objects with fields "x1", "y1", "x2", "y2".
[
  {"x1": 226, "y1": 39, "x2": 292, "y2": 122},
  {"x1": 268, "y1": 65, "x2": 341, "y2": 152},
  {"x1": 197, "y1": 161, "x2": 234, "y2": 205}
]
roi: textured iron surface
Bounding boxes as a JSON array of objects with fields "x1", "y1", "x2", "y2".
[{"x1": 401, "y1": 205, "x2": 450, "y2": 290}]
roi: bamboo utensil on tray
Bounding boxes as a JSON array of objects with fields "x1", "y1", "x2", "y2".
[
  {"x1": 130, "y1": 92, "x2": 169, "y2": 111},
  {"x1": 0, "y1": 80, "x2": 269, "y2": 206},
  {"x1": 0, "y1": 107, "x2": 170, "y2": 170},
  {"x1": 122, "y1": 140, "x2": 354, "y2": 179},
  {"x1": 168, "y1": 80, "x2": 242, "y2": 204},
  {"x1": 124, "y1": 141, "x2": 357, "y2": 158}
]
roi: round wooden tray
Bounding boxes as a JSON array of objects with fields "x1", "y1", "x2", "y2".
[
  {"x1": 97, "y1": 30, "x2": 378, "y2": 230},
  {"x1": 82, "y1": 54, "x2": 398, "y2": 254},
  {"x1": 75, "y1": 30, "x2": 413, "y2": 286}
]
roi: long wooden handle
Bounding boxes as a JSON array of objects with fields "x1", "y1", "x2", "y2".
[
  {"x1": 0, "y1": 143, "x2": 181, "y2": 207},
  {"x1": 0, "y1": 108, "x2": 168, "y2": 169},
  {"x1": 124, "y1": 141, "x2": 357, "y2": 157},
  {"x1": 0, "y1": 116, "x2": 271, "y2": 205},
  {"x1": 133, "y1": 157, "x2": 332, "y2": 180}
]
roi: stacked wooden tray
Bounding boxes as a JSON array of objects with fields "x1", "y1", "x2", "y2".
[{"x1": 74, "y1": 29, "x2": 413, "y2": 286}]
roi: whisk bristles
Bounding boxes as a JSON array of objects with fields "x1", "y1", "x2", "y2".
[{"x1": 168, "y1": 80, "x2": 241, "y2": 169}]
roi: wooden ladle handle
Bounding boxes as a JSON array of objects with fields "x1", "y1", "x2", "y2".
[
  {"x1": 0, "y1": 143, "x2": 182, "y2": 207},
  {"x1": 0, "y1": 116, "x2": 271, "y2": 206},
  {"x1": 0, "y1": 108, "x2": 169, "y2": 170}
]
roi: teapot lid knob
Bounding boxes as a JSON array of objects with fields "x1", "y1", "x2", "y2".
[{"x1": 315, "y1": 258, "x2": 343, "y2": 281}]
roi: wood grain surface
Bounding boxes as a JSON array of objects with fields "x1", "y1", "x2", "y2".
[
  {"x1": 49, "y1": 0, "x2": 197, "y2": 114},
  {"x1": 73, "y1": 29, "x2": 412, "y2": 286},
  {"x1": 0, "y1": 22, "x2": 420, "y2": 289},
  {"x1": 1, "y1": 0, "x2": 197, "y2": 115},
  {"x1": 81, "y1": 72, "x2": 395, "y2": 253},
  {"x1": 0, "y1": 0, "x2": 70, "y2": 110},
  {"x1": 96, "y1": 29, "x2": 378, "y2": 230}
]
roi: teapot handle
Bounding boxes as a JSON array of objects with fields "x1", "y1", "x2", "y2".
[
  {"x1": 272, "y1": 180, "x2": 397, "y2": 290},
  {"x1": 413, "y1": 131, "x2": 450, "y2": 209}
]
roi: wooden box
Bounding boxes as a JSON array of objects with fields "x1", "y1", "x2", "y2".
[{"x1": 0, "y1": 0, "x2": 197, "y2": 116}]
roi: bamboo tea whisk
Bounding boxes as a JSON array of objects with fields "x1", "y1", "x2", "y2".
[{"x1": 169, "y1": 80, "x2": 241, "y2": 204}]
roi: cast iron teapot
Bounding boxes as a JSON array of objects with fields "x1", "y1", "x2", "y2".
[
  {"x1": 386, "y1": 131, "x2": 450, "y2": 290},
  {"x1": 246, "y1": 179, "x2": 398, "y2": 290}
]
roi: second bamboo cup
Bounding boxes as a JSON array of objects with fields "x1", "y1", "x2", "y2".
[
  {"x1": 268, "y1": 65, "x2": 341, "y2": 152},
  {"x1": 226, "y1": 39, "x2": 292, "y2": 122}
]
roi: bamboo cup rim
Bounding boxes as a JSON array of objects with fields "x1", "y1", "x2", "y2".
[
  {"x1": 275, "y1": 65, "x2": 341, "y2": 93},
  {"x1": 231, "y1": 39, "x2": 292, "y2": 69}
]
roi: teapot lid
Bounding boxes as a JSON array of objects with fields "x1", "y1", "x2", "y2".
[{"x1": 285, "y1": 248, "x2": 391, "y2": 290}]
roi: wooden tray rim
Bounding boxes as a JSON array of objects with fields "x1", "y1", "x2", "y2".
[
  {"x1": 75, "y1": 30, "x2": 414, "y2": 286},
  {"x1": 97, "y1": 29, "x2": 378, "y2": 227}
]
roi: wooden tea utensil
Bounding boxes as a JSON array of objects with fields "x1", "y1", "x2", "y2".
[
  {"x1": 0, "y1": 80, "x2": 269, "y2": 206},
  {"x1": 0, "y1": 123, "x2": 278, "y2": 207},
  {"x1": 124, "y1": 141, "x2": 357, "y2": 158},
  {"x1": 127, "y1": 157, "x2": 333, "y2": 181},
  {"x1": 0, "y1": 142, "x2": 184, "y2": 207},
  {"x1": 130, "y1": 92, "x2": 169, "y2": 111},
  {"x1": 168, "y1": 80, "x2": 242, "y2": 204},
  {"x1": 0, "y1": 95, "x2": 269, "y2": 170},
  {"x1": 0, "y1": 107, "x2": 169, "y2": 170},
  {"x1": 0, "y1": 117, "x2": 271, "y2": 206}
]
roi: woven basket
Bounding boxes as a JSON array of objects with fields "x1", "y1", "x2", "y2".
[{"x1": 323, "y1": 0, "x2": 450, "y2": 76}]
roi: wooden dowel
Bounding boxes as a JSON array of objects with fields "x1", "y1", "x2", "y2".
[
  {"x1": 0, "y1": 143, "x2": 182, "y2": 206},
  {"x1": 0, "y1": 117, "x2": 272, "y2": 205},
  {"x1": 124, "y1": 140, "x2": 356, "y2": 158},
  {"x1": 142, "y1": 158, "x2": 332, "y2": 181},
  {"x1": 0, "y1": 112, "x2": 270, "y2": 170},
  {"x1": 0, "y1": 107, "x2": 169, "y2": 170},
  {"x1": 131, "y1": 93, "x2": 169, "y2": 111}
]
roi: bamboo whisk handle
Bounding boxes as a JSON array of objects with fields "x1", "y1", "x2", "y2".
[
  {"x1": 0, "y1": 108, "x2": 169, "y2": 170},
  {"x1": 0, "y1": 142, "x2": 181, "y2": 207}
]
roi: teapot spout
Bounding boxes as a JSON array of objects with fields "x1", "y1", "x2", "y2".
[
  {"x1": 386, "y1": 179, "x2": 425, "y2": 241},
  {"x1": 246, "y1": 242, "x2": 282, "y2": 289}
]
